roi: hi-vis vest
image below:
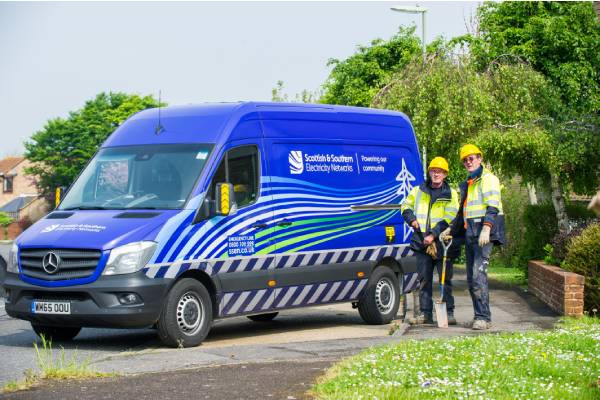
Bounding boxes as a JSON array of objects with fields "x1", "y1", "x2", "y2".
[
  {"x1": 465, "y1": 168, "x2": 503, "y2": 219},
  {"x1": 401, "y1": 185, "x2": 459, "y2": 232}
]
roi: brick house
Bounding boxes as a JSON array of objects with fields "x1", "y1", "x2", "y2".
[{"x1": 0, "y1": 156, "x2": 48, "y2": 239}]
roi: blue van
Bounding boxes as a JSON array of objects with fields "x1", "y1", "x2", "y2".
[{"x1": 3, "y1": 102, "x2": 423, "y2": 347}]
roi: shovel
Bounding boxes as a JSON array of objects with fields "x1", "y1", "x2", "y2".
[{"x1": 434, "y1": 236, "x2": 453, "y2": 328}]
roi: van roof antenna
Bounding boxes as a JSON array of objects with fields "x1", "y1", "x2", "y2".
[{"x1": 155, "y1": 89, "x2": 164, "y2": 135}]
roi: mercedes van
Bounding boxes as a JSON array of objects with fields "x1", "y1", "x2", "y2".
[{"x1": 4, "y1": 102, "x2": 423, "y2": 347}]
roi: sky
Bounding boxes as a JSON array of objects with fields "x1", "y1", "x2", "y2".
[{"x1": 0, "y1": 1, "x2": 480, "y2": 156}]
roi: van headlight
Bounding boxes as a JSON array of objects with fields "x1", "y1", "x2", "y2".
[
  {"x1": 6, "y1": 243, "x2": 19, "y2": 273},
  {"x1": 103, "y1": 241, "x2": 157, "y2": 276}
]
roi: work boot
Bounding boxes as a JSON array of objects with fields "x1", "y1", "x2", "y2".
[
  {"x1": 472, "y1": 319, "x2": 491, "y2": 330},
  {"x1": 411, "y1": 313, "x2": 434, "y2": 325},
  {"x1": 447, "y1": 313, "x2": 457, "y2": 326}
]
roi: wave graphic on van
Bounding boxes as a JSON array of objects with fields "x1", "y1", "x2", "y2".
[
  {"x1": 153, "y1": 176, "x2": 407, "y2": 263},
  {"x1": 197, "y1": 181, "x2": 401, "y2": 259}
]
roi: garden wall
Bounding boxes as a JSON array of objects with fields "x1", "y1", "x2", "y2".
[{"x1": 528, "y1": 260, "x2": 584, "y2": 316}]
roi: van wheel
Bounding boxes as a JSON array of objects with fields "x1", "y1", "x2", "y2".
[
  {"x1": 31, "y1": 324, "x2": 81, "y2": 342},
  {"x1": 157, "y1": 278, "x2": 212, "y2": 348},
  {"x1": 358, "y1": 266, "x2": 400, "y2": 325},
  {"x1": 247, "y1": 312, "x2": 278, "y2": 322}
]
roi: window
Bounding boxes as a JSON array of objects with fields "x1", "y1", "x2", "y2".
[
  {"x1": 209, "y1": 145, "x2": 259, "y2": 208},
  {"x1": 59, "y1": 144, "x2": 213, "y2": 210},
  {"x1": 3, "y1": 177, "x2": 13, "y2": 193}
]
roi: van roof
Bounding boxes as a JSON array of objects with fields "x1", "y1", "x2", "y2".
[{"x1": 102, "y1": 102, "x2": 414, "y2": 147}]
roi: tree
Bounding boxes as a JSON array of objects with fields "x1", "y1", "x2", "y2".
[
  {"x1": 462, "y1": 1, "x2": 600, "y2": 115},
  {"x1": 376, "y1": 53, "x2": 599, "y2": 231},
  {"x1": 271, "y1": 80, "x2": 321, "y2": 104},
  {"x1": 320, "y1": 27, "x2": 423, "y2": 107},
  {"x1": 458, "y1": 1, "x2": 600, "y2": 231},
  {"x1": 373, "y1": 55, "x2": 495, "y2": 184},
  {"x1": 24, "y1": 92, "x2": 162, "y2": 202}
]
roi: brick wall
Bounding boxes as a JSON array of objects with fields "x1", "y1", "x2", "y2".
[{"x1": 528, "y1": 260, "x2": 585, "y2": 316}]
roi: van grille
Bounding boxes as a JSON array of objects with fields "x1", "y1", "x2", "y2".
[{"x1": 20, "y1": 248, "x2": 102, "y2": 281}]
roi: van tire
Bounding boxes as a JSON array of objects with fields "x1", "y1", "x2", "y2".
[
  {"x1": 357, "y1": 266, "x2": 400, "y2": 325},
  {"x1": 158, "y1": 278, "x2": 212, "y2": 348},
  {"x1": 31, "y1": 324, "x2": 81, "y2": 342},
  {"x1": 247, "y1": 312, "x2": 278, "y2": 322}
]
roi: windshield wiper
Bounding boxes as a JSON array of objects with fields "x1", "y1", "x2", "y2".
[
  {"x1": 63, "y1": 206, "x2": 110, "y2": 210},
  {"x1": 126, "y1": 207, "x2": 158, "y2": 210}
]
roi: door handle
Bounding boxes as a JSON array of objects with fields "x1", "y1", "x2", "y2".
[
  {"x1": 277, "y1": 220, "x2": 293, "y2": 227},
  {"x1": 252, "y1": 222, "x2": 268, "y2": 229}
]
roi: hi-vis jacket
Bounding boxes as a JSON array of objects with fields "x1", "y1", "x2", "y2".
[
  {"x1": 456, "y1": 166, "x2": 505, "y2": 245},
  {"x1": 401, "y1": 181, "x2": 459, "y2": 253}
]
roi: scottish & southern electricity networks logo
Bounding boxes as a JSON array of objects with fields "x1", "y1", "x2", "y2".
[{"x1": 289, "y1": 150, "x2": 304, "y2": 174}]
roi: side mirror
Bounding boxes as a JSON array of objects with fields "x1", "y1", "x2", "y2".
[{"x1": 216, "y1": 183, "x2": 236, "y2": 216}]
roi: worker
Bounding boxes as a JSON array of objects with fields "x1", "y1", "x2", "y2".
[
  {"x1": 401, "y1": 157, "x2": 459, "y2": 325},
  {"x1": 450, "y1": 144, "x2": 505, "y2": 330}
]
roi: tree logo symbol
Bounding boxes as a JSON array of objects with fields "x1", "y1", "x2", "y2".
[
  {"x1": 396, "y1": 158, "x2": 417, "y2": 241},
  {"x1": 289, "y1": 151, "x2": 304, "y2": 175}
]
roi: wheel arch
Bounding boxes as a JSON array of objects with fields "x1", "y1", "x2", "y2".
[
  {"x1": 174, "y1": 270, "x2": 219, "y2": 318},
  {"x1": 377, "y1": 256, "x2": 403, "y2": 276}
]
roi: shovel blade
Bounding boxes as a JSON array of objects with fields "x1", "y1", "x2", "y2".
[{"x1": 434, "y1": 300, "x2": 448, "y2": 328}]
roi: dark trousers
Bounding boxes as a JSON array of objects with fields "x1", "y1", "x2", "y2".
[
  {"x1": 465, "y1": 239, "x2": 492, "y2": 321},
  {"x1": 416, "y1": 252, "x2": 454, "y2": 316}
]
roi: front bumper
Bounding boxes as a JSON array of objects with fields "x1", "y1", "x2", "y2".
[{"x1": 3, "y1": 272, "x2": 170, "y2": 328}]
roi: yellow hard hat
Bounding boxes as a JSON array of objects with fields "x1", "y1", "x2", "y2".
[
  {"x1": 460, "y1": 144, "x2": 482, "y2": 161},
  {"x1": 428, "y1": 156, "x2": 449, "y2": 173}
]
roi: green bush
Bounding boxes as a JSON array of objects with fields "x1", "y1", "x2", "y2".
[
  {"x1": 0, "y1": 212, "x2": 13, "y2": 240},
  {"x1": 562, "y1": 223, "x2": 600, "y2": 313},
  {"x1": 522, "y1": 203, "x2": 558, "y2": 262},
  {"x1": 520, "y1": 202, "x2": 596, "y2": 267}
]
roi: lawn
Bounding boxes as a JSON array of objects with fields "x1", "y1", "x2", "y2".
[{"x1": 312, "y1": 317, "x2": 599, "y2": 399}]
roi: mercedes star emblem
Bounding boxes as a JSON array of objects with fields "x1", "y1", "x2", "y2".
[{"x1": 42, "y1": 252, "x2": 61, "y2": 274}]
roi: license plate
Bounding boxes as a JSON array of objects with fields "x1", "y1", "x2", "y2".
[{"x1": 31, "y1": 301, "x2": 71, "y2": 315}]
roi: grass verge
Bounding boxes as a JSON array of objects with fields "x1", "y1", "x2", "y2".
[
  {"x1": 312, "y1": 316, "x2": 599, "y2": 399},
  {"x1": 2, "y1": 335, "x2": 115, "y2": 393}
]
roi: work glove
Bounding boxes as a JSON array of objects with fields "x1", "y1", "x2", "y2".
[
  {"x1": 440, "y1": 227, "x2": 452, "y2": 242},
  {"x1": 478, "y1": 225, "x2": 491, "y2": 247},
  {"x1": 426, "y1": 243, "x2": 438, "y2": 260}
]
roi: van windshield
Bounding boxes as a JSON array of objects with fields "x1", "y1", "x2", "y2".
[{"x1": 60, "y1": 144, "x2": 213, "y2": 210}]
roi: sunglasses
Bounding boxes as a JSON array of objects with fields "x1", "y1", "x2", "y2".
[{"x1": 462, "y1": 155, "x2": 479, "y2": 164}]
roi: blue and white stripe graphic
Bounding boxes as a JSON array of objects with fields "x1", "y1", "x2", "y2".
[
  {"x1": 219, "y1": 279, "x2": 368, "y2": 316},
  {"x1": 144, "y1": 244, "x2": 413, "y2": 279}
]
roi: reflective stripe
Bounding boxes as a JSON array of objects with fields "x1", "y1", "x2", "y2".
[
  {"x1": 487, "y1": 199, "x2": 500, "y2": 207},
  {"x1": 414, "y1": 190, "x2": 422, "y2": 210},
  {"x1": 445, "y1": 207, "x2": 458, "y2": 213},
  {"x1": 466, "y1": 210, "x2": 486, "y2": 218},
  {"x1": 467, "y1": 200, "x2": 483, "y2": 207},
  {"x1": 483, "y1": 190, "x2": 501, "y2": 197}
]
